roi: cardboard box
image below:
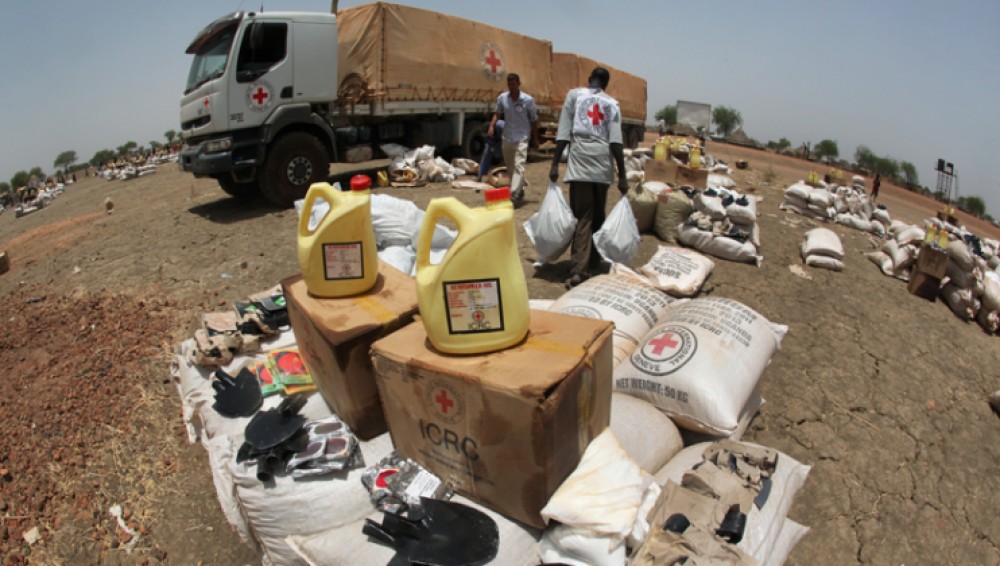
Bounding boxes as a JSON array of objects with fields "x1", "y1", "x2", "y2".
[
  {"x1": 914, "y1": 245, "x2": 948, "y2": 279},
  {"x1": 907, "y1": 271, "x2": 940, "y2": 302},
  {"x1": 282, "y1": 262, "x2": 419, "y2": 440},
  {"x1": 371, "y1": 310, "x2": 613, "y2": 528},
  {"x1": 644, "y1": 159, "x2": 710, "y2": 188}
]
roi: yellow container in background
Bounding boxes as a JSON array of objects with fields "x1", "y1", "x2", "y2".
[
  {"x1": 690, "y1": 145, "x2": 702, "y2": 169},
  {"x1": 415, "y1": 187, "x2": 530, "y2": 354},
  {"x1": 297, "y1": 177, "x2": 379, "y2": 297},
  {"x1": 654, "y1": 138, "x2": 668, "y2": 161}
]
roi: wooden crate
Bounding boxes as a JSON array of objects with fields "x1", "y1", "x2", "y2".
[
  {"x1": 907, "y1": 271, "x2": 940, "y2": 302},
  {"x1": 914, "y1": 245, "x2": 948, "y2": 279}
]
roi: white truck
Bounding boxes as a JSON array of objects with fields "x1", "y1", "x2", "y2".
[{"x1": 178, "y1": 3, "x2": 646, "y2": 206}]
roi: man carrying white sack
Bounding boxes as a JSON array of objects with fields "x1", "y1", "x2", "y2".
[{"x1": 550, "y1": 66, "x2": 629, "y2": 290}]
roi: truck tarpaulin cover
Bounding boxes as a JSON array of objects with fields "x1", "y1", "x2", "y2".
[
  {"x1": 337, "y1": 3, "x2": 554, "y2": 104},
  {"x1": 552, "y1": 52, "x2": 647, "y2": 121}
]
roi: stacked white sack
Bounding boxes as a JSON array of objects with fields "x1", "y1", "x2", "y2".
[
  {"x1": 677, "y1": 188, "x2": 762, "y2": 266},
  {"x1": 801, "y1": 228, "x2": 845, "y2": 271}
]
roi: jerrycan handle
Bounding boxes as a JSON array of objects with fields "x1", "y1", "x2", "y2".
[
  {"x1": 298, "y1": 182, "x2": 340, "y2": 238},
  {"x1": 417, "y1": 197, "x2": 468, "y2": 271}
]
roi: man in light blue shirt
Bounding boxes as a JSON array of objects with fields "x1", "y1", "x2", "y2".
[{"x1": 489, "y1": 73, "x2": 538, "y2": 205}]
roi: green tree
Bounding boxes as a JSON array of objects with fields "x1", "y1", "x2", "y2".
[
  {"x1": 149, "y1": 140, "x2": 163, "y2": 151},
  {"x1": 814, "y1": 139, "x2": 839, "y2": 161},
  {"x1": 654, "y1": 104, "x2": 677, "y2": 126},
  {"x1": 165, "y1": 130, "x2": 177, "y2": 144},
  {"x1": 117, "y1": 141, "x2": 138, "y2": 157},
  {"x1": 766, "y1": 137, "x2": 791, "y2": 151},
  {"x1": 957, "y1": 196, "x2": 986, "y2": 217},
  {"x1": 900, "y1": 161, "x2": 919, "y2": 186},
  {"x1": 0, "y1": 182, "x2": 10, "y2": 195},
  {"x1": 90, "y1": 149, "x2": 117, "y2": 166},
  {"x1": 29, "y1": 166, "x2": 45, "y2": 182},
  {"x1": 10, "y1": 170, "x2": 30, "y2": 188},
  {"x1": 53, "y1": 150, "x2": 78, "y2": 173},
  {"x1": 712, "y1": 106, "x2": 743, "y2": 137}
]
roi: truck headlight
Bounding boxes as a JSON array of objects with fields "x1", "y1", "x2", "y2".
[{"x1": 204, "y1": 138, "x2": 232, "y2": 153}]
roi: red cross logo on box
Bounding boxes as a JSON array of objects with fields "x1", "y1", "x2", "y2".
[{"x1": 427, "y1": 381, "x2": 464, "y2": 424}]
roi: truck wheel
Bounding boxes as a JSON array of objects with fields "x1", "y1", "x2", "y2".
[
  {"x1": 259, "y1": 132, "x2": 329, "y2": 208},
  {"x1": 215, "y1": 176, "x2": 260, "y2": 199},
  {"x1": 462, "y1": 122, "x2": 486, "y2": 160}
]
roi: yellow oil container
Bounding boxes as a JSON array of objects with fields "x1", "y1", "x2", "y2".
[
  {"x1": 689, "y1": 145, "x2": 702, "y2": 169},
  {"x1": 415, "y1": 187, "x2": 530, "y2": 354},
  {"x1": 297, "y1": 176, "x2": 378, "y2": 297},
  {"x1": 654, "y1": 138, "x2": 668, "y2": 161}
]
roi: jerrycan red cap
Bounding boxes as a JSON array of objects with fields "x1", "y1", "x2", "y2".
[
  {"x1": 350, "y1": 174, "x2": 372, "y2": 191},
  {"x1": 485, "y1": 186, "x2": 511, "y2": 202}
]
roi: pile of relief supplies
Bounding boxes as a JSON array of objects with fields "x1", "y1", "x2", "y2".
[
  {"x1": 866, "y1": 217, "x2": 1000, "y2": 333},
  {"x1": 378, "y1": 143, "x2": 490, "y2": 187},
  {"x1": 781, "y1": 175, "x2": 892, "y2": 238}
]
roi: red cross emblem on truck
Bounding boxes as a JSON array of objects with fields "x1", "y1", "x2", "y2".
[
  {"x1": 479, "y1": 42, "x2": 505, "y2": 81},
  {"x1": 252, "y1": 87, "x2": 269, "y2": 106}
]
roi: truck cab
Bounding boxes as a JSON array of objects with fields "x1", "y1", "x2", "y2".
[{"x1": 180, "y1": 12, "x2": 340, "y2": 205}]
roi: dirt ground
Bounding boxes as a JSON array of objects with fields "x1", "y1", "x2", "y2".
[{"x1": 0, "y1": 133, "x2": 998, "y2": 565}]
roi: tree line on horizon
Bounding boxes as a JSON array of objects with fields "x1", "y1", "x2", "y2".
[
  {"x1": 0, "y1": 131, "x2": 180, "y2": 201},
  {"x1": 655, "y1": 103, "x2": 990, "y2": 220}
]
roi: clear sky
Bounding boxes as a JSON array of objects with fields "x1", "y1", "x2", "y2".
[{"x1": 2, "y1": 1, "x2": 997, "y2": 214}]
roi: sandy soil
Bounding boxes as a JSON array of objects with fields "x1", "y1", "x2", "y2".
[{"x1": 0, "y1": 134, "x2": 997, "y2": 564}]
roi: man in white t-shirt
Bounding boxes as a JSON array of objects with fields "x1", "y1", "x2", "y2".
[
  {"x1": 549, "y1": 67, "x2": 628, "y2": 289},
  {"x1": 489, "y1": 73, "x2": 538, "y2": 205}
]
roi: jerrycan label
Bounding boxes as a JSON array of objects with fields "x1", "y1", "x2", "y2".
[
  {"x1": 322, "y1": 241, "x2": 365, "y2": 280},
  {"x1": 443, "y1": 278, "x2": 504, "y2": 334}
]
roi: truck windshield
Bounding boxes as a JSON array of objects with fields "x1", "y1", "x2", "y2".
[{"x1": 184, "y1": 14, "x2": 241, "y2": 94}]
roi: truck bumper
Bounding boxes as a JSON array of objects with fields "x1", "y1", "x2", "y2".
[{"x1": 180, "y1": 136, "x2": 260, "y2": 179}]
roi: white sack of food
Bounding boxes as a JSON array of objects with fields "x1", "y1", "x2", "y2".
[
  {"x1": 801, "y1": 227, "x2": 844, "y2": 259},
  {"x1": 872, "y1": 207, "x2": 891, "y2": 225},
  {"x1": 945, "y1": 259, "x2": 977, "y2": 290},
  {"x1": 976, "y1": 308, "x2": 999, "y2": 334},
  {"x1": 725, "y1": 196, "x2": 758, "y2": 226},
  {"x1": 524, "y1": 183, "x2": 577, "y2": 263},
  {"x1": 784, "y1": 182, "x2": 811, "y2": 201},
  {"x1": 651, "y1": 441, "x2": 811, "y2": 566},
  {"x1": 866, "y1": 251, "x2": 894, "y2": 276},
  {"x1": 538, "y1": 525, "x2": 626, "y2": 566},
  {"x1": 804, "y1": 254, "x2": 845, "y2": 271},
  {"x1": 834, "y1": 213, "x2": 872, "y2": 232},
  {"x1": 593, "y1": 198, "x2": 640, "y2": 265},
  {"x1": 941, "y1": 282, "x2": 978, "y2": 320},
  {"x1": 540, "y1": 429, "x2": 647, "y2": 539},
  {"x1": 611, "y1": 393, "x2": 684, "y2": 474},
  {"x1": 807, "y1": 187, "x2": 833, "y2": 208},
  {"x1": 693, "y1": 192, "x2": 727, "y2": 221},
  {"x1": 550, "y1": 274, "x2": 676, "y2": 367},
  {"x1": 895, "y1": 225, "x2": 925, "y2": 246},
  {"x1": 678, "y1": 223, "x2": 762, "y2": 266},
  {"x1": 654, "y1": 191, "x2": 693, "y2": 244},
  {"x1": 765, "y1": 519, "x2": 811, "y2": 566},
  {"x1": 707, "y1": 173, "x2": 736, "y2": 189},
  {"x1": 947, "y1": 239, "x2": 976, "y2": 272},
  {"x1": 614, "y1": 298, "x2": 787, "y2": 435},
  {"x1": 869, "y1": 220, "x2": 886, "y2": 238},
  {"x1": 626, "y1": 170, "x2": 645, "y2": 184},
  {"x1": 450, "y1": 157, "x2": 478, "y2": 175},
  {"x1": 982, "y1": 272, "x2": 1000, "y2": 312},
  {"x1": 626, "y1": 182, "x2": 660, "y2": 233},
  {"x1": 639, "y1": 245, "x2": 715, "y2": 297}
]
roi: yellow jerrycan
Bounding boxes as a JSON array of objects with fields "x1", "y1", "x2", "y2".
[
  {"x1": 415, "y1": 187, "x2": 530, "y2": 354},
  {"x1": 654, "y1": 138, "x2": 668, "y2": 161},
  {"x1": 297, "y1": 175, "x2": 378, "y2": 297},
  {"x1": 689, "y1": 144, "x2": 702, "y2": 169}
]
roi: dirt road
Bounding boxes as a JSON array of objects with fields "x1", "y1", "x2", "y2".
[{"x1": 0, "y1": 139, "x2": 997, "y2": 564}]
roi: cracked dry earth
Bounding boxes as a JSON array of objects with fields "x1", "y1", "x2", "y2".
[{"x1": 0, "y1": 137, "x2": 997, "y2": 564}]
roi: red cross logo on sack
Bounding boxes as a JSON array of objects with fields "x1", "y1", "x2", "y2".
[
  {"x1": 479, "y1": 41, "x2": 506, "y2": 82},
  {"x1": 636, "y1": 325, "x2": 697, "y2": 374},
  {"x1": 245, "y1": 80, "x2": 274, "y2": 113},
  {"x1": 427, "y1": 381, "x2": 464, "y2": 424}
]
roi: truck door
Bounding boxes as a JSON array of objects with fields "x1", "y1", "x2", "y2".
[{"x1": 227, "y1": 19, "x2": 293, "y2": 131}]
